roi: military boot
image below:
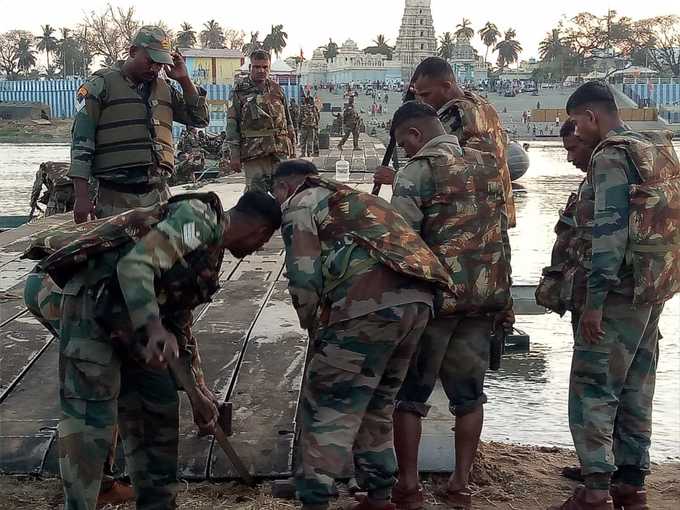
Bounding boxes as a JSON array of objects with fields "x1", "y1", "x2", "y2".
[{"x1": 610, "y1": 484, "x2": 649, "y2": 510}]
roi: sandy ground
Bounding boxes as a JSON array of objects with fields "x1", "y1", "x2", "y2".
[
  {"x1": 2, "y1": 442, "x2": 678, "y2": 510},
  {"x1": 0, "y1": 119, "x2": 72, "y2": 143}
]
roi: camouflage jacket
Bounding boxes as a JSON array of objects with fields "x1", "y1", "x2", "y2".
[
  {"x1": 437, "y1": 91, "x2": 516, "y2": 228},
  {"x1": 300, "y1": 104, "x2": 320, "y2": 128},
  {"x1": 392, "y1": 135, "x2": 511, "y2": 315},
  {"x1": 289, "y1": 103, "x2": 300, "y2": 127},
  {"x1": 281, "y1": 176, "x2": 453, "y2": 328},
  {"x1": 225, "y1": 77, "x2": 293, "y2": 162},
  {"x1": 30, "y1": 162, "x2": 71, "y2": 208},
  {"x1": 70, "y1": 61, "x2": 209, "y2": 184},
  {"x1": 588, "y1": 128, "x2": 680, "y2": 306},
  {"x1": 342, "y1": 107, "x2": 360, "y2": 129}
]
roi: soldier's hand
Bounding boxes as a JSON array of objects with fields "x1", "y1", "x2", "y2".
[
  {"x1": 73, "y1": 195, "x2": 95, "y2": 224},
  {"x1": 191, "y1": 390, "x2": 218, "y2": 435},
  {"x1": 230, "y1": 159, "x2": 242, "y2": 173},
  {"x1": 579, "y1": 309, "x2": 604, "y2": 344},
  {"x1": 165, "y1": 50, "x2": 189, "y2": 82},
  {"x1": 373, "y1": 166, "x2": 396, "y2": 186},
  {"x1": 144, "y1": 318, "x2": 179, "y2": 366},
  {"x1": 495, "y1": 308, "x2": 515, "y2": 332}
]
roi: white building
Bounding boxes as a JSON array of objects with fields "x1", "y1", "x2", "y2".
[{"x1": 393, "y1": 0, "x2": 437, "y2": 82}]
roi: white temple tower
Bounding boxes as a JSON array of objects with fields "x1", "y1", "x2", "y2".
[{"x1": 393, "y1": 0, "x2": 437, "y2": 82}]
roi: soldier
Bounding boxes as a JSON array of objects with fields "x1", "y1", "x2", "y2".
[
  {"x1": 549, "y1": 81, "x2": 680, "y2": 510},
  {"x1": 385, "y1": 102, "x2": 512, "y2": 510},
  {"x1": 23, "y1": 191, "x2": 282, "y2": 510},
  {"x1": 69, "y1": 25, "x2": 209, "y2": 224},
  {"x1": 290, "y1": 97, "x2": 300, "y2": 140},
  {"x1": 299, "y1": 96, "x2": 320, "y2": 157},
  {"x1": 170, "y1": 149, "x2": 205, "y2": 186},
  {"x1": 272, "y1": 160, "x2": 454, "y2": 510},
  {"x1": 337, "y1": 101, "x2": 362, "y2": 151},
  {"x1": 29, "y1": 161, "x2": 74, "y2": 216},
  {"x1": 223, "y1": 49, "x2": 296, "y2": 192}
]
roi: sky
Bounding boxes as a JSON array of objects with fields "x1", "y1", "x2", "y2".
[{"x1": 1, "y1": 0, "x2": 678, "y2": 63}]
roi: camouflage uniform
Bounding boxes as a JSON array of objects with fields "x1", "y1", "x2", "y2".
[
  {"x1": 29, "y1": 162, "x2": 75, "y2": 216},
  {"x1": 299, "y1": 103, "x2": 320, "y2": 157},
  {"x1": 338, "y1": 105, "x2": 361, "y2": 150},
  {"x1": 70, "y1": 28, "x2": 209, "y2": 219},
  {"x1": 282, "y1": 176, "x2": 453, "y2": 507},
  {"x1": 225, "y1": 76, "x2": 294, "y2": 192},
  {"x1": 390, "y1": 135, "x2": 512, "y2": 418},
  {"x1": 569, "y1": 128, "x2": 668, "y2": 489},
  {"x1": 169, "y1": 151, "x2": 205, "y2": 186},
  {"x1": 23, "y1": 197, "x2": 223, "y2": 509},
  {"x1": 290, "y1": 100, "x2": 300, "y2": 136}
]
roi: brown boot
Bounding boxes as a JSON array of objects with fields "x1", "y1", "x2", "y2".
[
  {"x1": 96, "y1": 480, "x2": 135, "y2": 508},
  {"x1": 610, "y1": 484, "x2": 649, "y2": 510},
  {"x1": 391, "y1": 485, "x2": 424, "y2": 510},
  {"x1": 549, "y1": 486, "x2": 614, "y2": 510}
]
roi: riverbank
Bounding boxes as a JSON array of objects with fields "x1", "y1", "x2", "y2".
[
  {"x1": 0, "y1": 120, "x2": 71, "y2": 143},
  {"x1": 2, "y1": 442, "x2": 678, "y2": 510}
]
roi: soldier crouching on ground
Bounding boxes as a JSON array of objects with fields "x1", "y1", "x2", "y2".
[
  {"x1": 272, "y1": 160, "x2": 454, "y2": 510},
  {"x1": 69, "y1": 26, "x2": 209, "y2": 224},
  {"x1": 223, "y1": 49, "x2": 296, "y2": 193},
  {"x1": 548, "y1": 81, "x2": 680, "y2": 510},
  {"x1": 386, "y1": 102, "x2": 512, "y2": 510},
  {"x1": 29, "y1": 161, "x2": 75, "y2": 217},
  {"x1": 23, "y1": 191, "x2": 282, "y2": 510}
]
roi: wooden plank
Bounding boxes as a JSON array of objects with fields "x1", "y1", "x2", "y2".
[
  {"x1": 177, "y1": 279, "x2": 275, "y2": 479},
  {"x1": 0, "y1": 213, "x2": 71, "y2": 252},
  {"x1": 210, "y1": 282, "x2": 308, "y2": 479}
]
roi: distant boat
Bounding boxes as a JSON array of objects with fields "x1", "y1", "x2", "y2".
[{"x1": 507, "y1": 141, "x2": 530, "y2": 181}]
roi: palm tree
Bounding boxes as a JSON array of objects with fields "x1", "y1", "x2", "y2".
[
  {"x1": 374, "y1": 34, "x2": 394, "y2": 59},
  {"x1": 17, "y1": 37, "x2": 37, "y2": 74},
  {"x1": 242, "y1": 31, "x2": 262, "y2": 57},
  {"x1": 478, "y1": 22, "x2": 501, "y2": 65},
  {"x1": 495, "y1": 29, "x2": 522, "y2": 70},
  {"x1": 438, "y1": 32, "x2": 455, "y2": 60},
  {"x1": 36, "y1": 24, "x2": 58, "y2": 71},
  {"x1": 263, "y1": 24, "x2": 288, "y2": 58},
  {"x1": 455, "y1": 18, "x2": 475, "y2": 41},
  {"x1": 539, "y1": 29, "x2": 564, "y2": 62},
  {"x1": 200, "y1": 20, "x2": 225, "y2": 49},
  {"x1": 176, "y1": 22, "x2": 197, "y2": 48},
  {"x1": 323, "y1": 38, "x2": 338, "y2": 62}
]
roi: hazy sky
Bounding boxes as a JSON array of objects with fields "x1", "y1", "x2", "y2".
[{"x1": 1, "y1": 0, "x2": 678, "y2": 62}]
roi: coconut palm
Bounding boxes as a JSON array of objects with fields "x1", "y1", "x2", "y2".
[
  {"x1": 478, "y1": 22, "x2": 501, "y2": 65},
  {"x1": 36, "y1": 24, "x2": 58, "y2": 71},
  {"x1": 495, "y1": 29, "x2": 522, "y2": 69},
  {"x1": 242, "y1": 32, "x2": 262, "y2": 57},
  {"x1": 263, "y1": 24, "x2": 288, "y2": 58},
  {"x1": 176, "y1": 22, "x2": 196, "y2": 48},
  {"x1": 455, "y1": 18, "x2": 474, "y2": 41},
  {"x1": 374, "y1": 34, "x2": 393, "y2": 59},
  {"x1": 539, "y1": 29, "x2": 565, "y2": 62},
  {"x1": 200, "y1": 20, "x2": 225, "y2": 49},
  {"x1": 438, "y1": 32, "x2": 455, "y2": 60},
  {"x1": 323, "y1": 38, "x2": 338, "y2": 62},
  {"x1": 17, "y1": 36, "x2": 37, "y2": 74}
]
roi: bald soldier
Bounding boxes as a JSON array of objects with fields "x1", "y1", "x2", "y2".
[{"x1": 70, "y1": 25, "x2": 209, "y2": 224}]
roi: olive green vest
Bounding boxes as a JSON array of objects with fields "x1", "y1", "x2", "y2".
[{"x1": 93, "y1": 68, "x2": 175, "y2": 175}]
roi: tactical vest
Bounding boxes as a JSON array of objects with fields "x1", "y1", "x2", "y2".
[
  {"x1": 440, "y1": 93, "x2": 517, "y2": 228},
  {"x1": 535, "y1": 182, "x2": 591, "y2": 315},
  {"x1": 300, "y1": 176, "x2": 454, "y2": 293},
  {"x1": 411, "y1": 141, "x2": 511, "y2": 315},
  {"x1": 300, "y1": 105, "x2": 318, "y2": 128},
  {"x1": 92, "y1": 67, "x2": 175, "y2": 175},
  {"x1": 24, "y1": 193, "x2": 224, "y2": 313},
  {"x1": 233, "y1": 78, "x2": 292, "y2": 160},
  {"x1": 591, "y1": 130, "x2": 680, "y2": 305}
]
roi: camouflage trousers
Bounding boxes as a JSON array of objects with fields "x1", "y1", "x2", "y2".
[
  {"x1": 338, "y1": 126, "x2": 360, "y2": 149},
  {"x1": 242, "y1": 155, "x2": 285, "y2": 193},
  {"x1": 296, "y1": 303, "x2": 430, "y2": 506},
  {"x1": 24, "y1": 272, "x2": 179, "y2": 510},
  {"x1": 300, "y1": 127, "x2": 319, "y2": 157},
  {"x1": 45, "y1": 187, "x2": 75, "y2": 217},
  {"x1": 95, "y1": 182, "x2": 170, "y2": 219},
  {"x1": 569, "y1": 293, "x2": 663, "y2": 482}
]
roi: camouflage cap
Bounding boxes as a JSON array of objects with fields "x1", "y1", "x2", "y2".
[{"x1": 132, "y1": 25, "x2": 173, "y2": 65}]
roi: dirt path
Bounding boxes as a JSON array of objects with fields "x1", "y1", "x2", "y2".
[
  {"x1": 2, "y1": 442, "x2": 678, "y2": 509},
  {"x1": 0, "y1": 120, "x2": 71, "y2": 143}
]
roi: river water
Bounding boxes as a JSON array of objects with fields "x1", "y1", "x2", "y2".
[{"x1": 1, "y1": 141, "x2": 679, "y2": 461}]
